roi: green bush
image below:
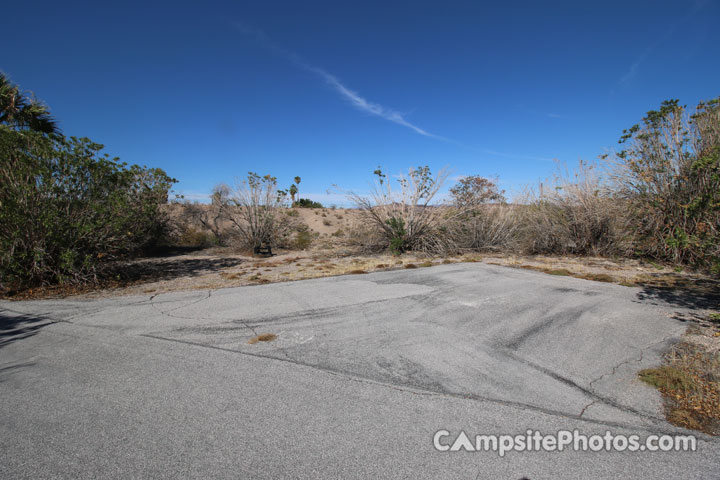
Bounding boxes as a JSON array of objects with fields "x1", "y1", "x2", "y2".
[
  {"x1": 293, "y1": 228, "x2": 313, "y2": 250},
  {"x1": 386, "y1": 217, "x2": 409, "y2": 254},
  {"x1": 176, "y1": 227, "x2": 218, "y2": 248},
  {"x1": 612, "y1": 98, "x2": 720, "y2": 268},
  {"x1": 293, "y1": 198, "x2": 323, "y2": 208},
  {"x1": 0, "y1": 127, "x2": 175, "y2": 290}
]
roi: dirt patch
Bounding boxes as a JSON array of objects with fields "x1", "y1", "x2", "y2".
[{"x1": 485, "y1": 254, "x2": 720, "y2": 294}]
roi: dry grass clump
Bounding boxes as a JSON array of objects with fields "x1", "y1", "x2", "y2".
[
  {"x1": 248, "y1": 273, "x2": 268, "y2": 283},
  {"x1": 576, "y1": 272, "x2": 615, "y2": 283},
  {"x1": 519, "y1": 265, "x2": 573, "y2": 276},
  {"x1": 220, "y1": 271, "x2": 245, "y2": 280},
  {"x1": 639, "y1": 341, "x2": 720, "y2": 434},
  {"x1": 449, "y1": 204, "x2": 520, "y2": 252},
  {"x1": 248, "y1": 333, "x2": 277, "y2": 344}
]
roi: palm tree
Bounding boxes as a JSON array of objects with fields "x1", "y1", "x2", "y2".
[
  {"x1": 289, "y1": 184, "x2": 298, "y2": 203},
  {"x1": 293, "y1": 176, "x2": 301, "y2": 200},
  {"x1": 0, "y1": 73, "x2": 58, "y2": 134}
]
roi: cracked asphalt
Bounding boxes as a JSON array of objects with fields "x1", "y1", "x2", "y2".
[{"x1": 1, "y1": 262, "x2": 718, "y2": 479}]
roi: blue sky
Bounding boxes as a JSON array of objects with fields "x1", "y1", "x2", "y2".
[{"x1": 3, "y1": 0, "x2": 718, "y2": 204}]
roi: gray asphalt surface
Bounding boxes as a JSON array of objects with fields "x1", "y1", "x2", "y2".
[{"x1": 1, "y1": 262, "x2": 718, "y2": 479}]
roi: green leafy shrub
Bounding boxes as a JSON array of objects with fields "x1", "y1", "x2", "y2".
[
  {"x1": 0, "y1": 127, "x2": 175, "y2": 290},
  {"x1": 386, "y1": 217, "x2": 409, "y2": 254},
  {"x1": 176, "y1": 227, "x2": 218, "y2": 248},
  {"x1": 611, "y1": 98, "x2": 720, "y2": 268},
  {"x1": 293, "y1": 198, "x2": 323, "y2": 208},
  {"x1": 293, "y1": 227, "x2": 313, "y2": 250}
]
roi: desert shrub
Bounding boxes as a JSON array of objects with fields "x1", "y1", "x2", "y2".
[
  {"x1": 175, "y1": 227, "x2": 218, "y2": 248},
  {"x1": 450, "y1": 175, "x2": 506, "y2": 207},
  {"x1": 0, "y1": 128, "x2": 175, "y2": 290},
  {"x1": 222, "y1": 173, "x2": 291, "y2": 251},
  {"x1": 292, "y1": 226, "x2": 313, "y2": 250},
  {"x1": 180, "y1": 184, "x2": 230, "y2": 245},
  {"x1": 344, "y1": 222, "x2": 385, "y2": 251},
  {"x1": 293, "y1": 198, "x2": 323, "y2": 208},
  {"x1": 518, "y1": 161, "x2": 629, "y2": 256},
  {"x1": 347, "y1": 166, "x2": 458, "y2": 255},
  {"x1": 449, "y1": 204, "x2": 520, "y2": 252},
  {"x1": 445, "y1": 176, "x2": 518, "y2": 252},
  {"x1": 322, "y1": 219, "x2": 331, "y2": 226},
  {"x1": 609, "y1": 98, "x2": 720, "y2": 269}
]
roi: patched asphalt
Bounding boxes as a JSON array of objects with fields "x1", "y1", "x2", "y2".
[{"x1": 1, "y1": 262, "x2": 718, "y2": 478}]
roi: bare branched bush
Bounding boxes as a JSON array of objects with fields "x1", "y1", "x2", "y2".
[
  {"x1": 181, "y1": 184, "x2": 231, "y2": 246},
  {"x1": 222, "y1": 173, "x2": 291, "y2": 252},
  {"x1": 346, "y1": 166, "x2": 457, "y2": 254},
  {"x1": 449, "y1": 175, "x2": 506, "y2": 207},
  {"x1": 518, "y1": 161, "x2": 630, "y2": 256}
]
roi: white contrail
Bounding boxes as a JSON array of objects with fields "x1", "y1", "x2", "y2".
[
  {"x1": 233, "y1": 22, "x2": 441, "y2": 138},
  {"x1": 233, "y1": 22, "x2": 556, "y2": 161},
  {"x1": 618, "y1": 0, "x2": 708, "y2": 86}
]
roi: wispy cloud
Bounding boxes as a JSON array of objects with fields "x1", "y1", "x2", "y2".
[
  {"x1": 617, "y1": 0, "x2": 708, "y2": 87},
  {"x1": 618, "y1": 49, "x2": 650, "y2": 86},
  {"x1": 513, "y1": 104, "x2": 565, "y2": 120},
  {"x1": 234, "y1": 22, "x2": 441, "y2": 139},
  {"x1": 233, "y1": 22, "x2": 556, "y2": 162}
]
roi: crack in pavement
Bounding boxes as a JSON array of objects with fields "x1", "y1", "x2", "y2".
[
  {"x1": 139, "y1": 331, "x2": 712, "y2": 440},
  {"x1": 578, "y1": 332, "x2": 679, "y2": 418},
  {"x1": 148, "y1": 291, "x2": 266, "y2": 342},
  {"x1": 151, "y1": 290, "x2": 214, "y2": 315},
  {"x1": 501, "y1": 348, "x2": 666, "y2": 424},
  {"x1": 579, "y1": 400, "x2": 597, "y2": 418},
  {"x1": 587, "y1": 332, "x2": 678, "y2": 391}
]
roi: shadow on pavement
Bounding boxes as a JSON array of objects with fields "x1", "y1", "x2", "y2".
[
  {"x1": 635, "y1": 276, "x2": 720, "y2": 324},
  {"x1": 107, "y1": 256, "x2": 245, "y2": 284},
  {"x1": 0, "y1": 312, "x2": 55, "y2": 350}
]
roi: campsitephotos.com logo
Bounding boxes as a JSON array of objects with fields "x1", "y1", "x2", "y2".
[{"x1": 433, "y1": 429, "x2": 697, "y2": 457}]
